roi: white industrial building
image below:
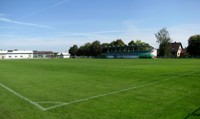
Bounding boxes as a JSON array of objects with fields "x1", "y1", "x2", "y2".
[
  {"x1": 57, "y1": 52, "x2": 70, "y2": 58},
  {"x1": 0, "y1": 50, "x2": 33, "y2": 59}
]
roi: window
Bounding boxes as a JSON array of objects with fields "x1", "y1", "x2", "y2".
[
  {"x1": 20, "y1": 56, "x2": 23, "y2": 58},
  {"x1": 9, "y1": 56, "x2": 11, "y2": 58}
]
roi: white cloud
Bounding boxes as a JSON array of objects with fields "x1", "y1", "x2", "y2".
[
  {"x1": 1, "y1": 23, "x2": 200, "y2": 51},
  {"x1": 21, "y1": 0, "x2": 71, "y2": 19},
  {"x1": 0, "y1": 33, "x2": 90, "y2": 51},
  {"x1": 0, "y1": 17, "x2": 53, "y2": 29}
]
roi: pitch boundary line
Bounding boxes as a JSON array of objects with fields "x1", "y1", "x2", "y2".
[
  {"x1": 36, "y1": 101, "x2": 65, "y2": 104},
  {"x1": 0, "y1": 83, "x2": 46, "y2": 111},
  {"x1": 44, "y1": 71, "x2": 197, "y2": 111},
  {"x1": 0, "y1": 71, "x2": 197, "y2": 111}
]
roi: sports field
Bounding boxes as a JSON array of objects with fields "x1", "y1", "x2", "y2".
[{"x1": 0, "y1": 59, "x2": 200, "y2": 119}]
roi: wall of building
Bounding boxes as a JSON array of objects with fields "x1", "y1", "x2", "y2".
[
  {"x1": 57, "y1": 52, "x2": 70, "y2": 58},
  {"x1": 103, "y1": 50, "x2": 157, "y2": 59},
  {"x1": 33, "y1": 51, "x2": 54, "y2": 59},
  {"x1": 0, "y1": 55, "x2": 5, "y2": 59},
  {"x1": 151, "y1": 49, "x2": 157, "y2": 58},
  {"x1": 0, "y1": 50, "x2": 72, "y2": 59},
  {"x1": 3, "y1": 54, "x2": 33, "y2": 59},
  {"x1": 176, "y1": 46, "x2": 182, "y2": 57},
  {"x1": 0, "y1": 51, "x2": 6, "y2": 59},
  {"x1": 0, "y1": 50, "x2": 33, "y2": 59}
]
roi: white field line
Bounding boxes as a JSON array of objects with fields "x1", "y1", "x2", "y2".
[
  {"x1": 0, "y1": 83, "x2": 45, "y2": 111},
  {"x1": 36, "y1": 101, "x2": 64, "y2": 104},
  {"x1": 44, "y1": 71, "x2": 197, "y2": 111},
  {"x1": 0, "y1": 71, "x2": 197, "y2": 111}
]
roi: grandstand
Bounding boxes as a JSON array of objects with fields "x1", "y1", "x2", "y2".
[{"x1": 102, "y1": 45, "x2": 157, "y2": 58}]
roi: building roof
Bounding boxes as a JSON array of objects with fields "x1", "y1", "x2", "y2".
[
  {"x1": 0, "y1": 50, "x2": 7, "y2": 53},
  {"x1": 57, "y1": 52, "x2": 70, "y2": 56},
  {"x1": 33, "y1": 51, "x2": 53, "y2": 54},
  {"x1": 181, "y1": 49, "x2": 186, "y2": 54},
  {"x1": 170, "y1": 42, "x2": 183, "y2": 53}
]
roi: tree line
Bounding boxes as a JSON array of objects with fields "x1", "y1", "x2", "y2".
[
  {"x1": 187, "y1": 35, "x2": 200, "y2": 57},
  {"x1": 155, "y1": 28, "x2": 200, "y2": 57},
  {"x1": 69, "y1": 28, "x2": 200, "y2": 58},
  {"x1": 69, "y1": 39, "x2": 152, "y2": 57}
]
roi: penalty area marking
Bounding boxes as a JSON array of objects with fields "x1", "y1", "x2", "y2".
[
  {"x1": 0, "y1": 71, "x2": 197, "y2": 111},
  {"x1": 36, "y1": 101, "x2": 65, "y2": 104},
  {"x1": 44, "y1": 71, "x2": 198, "y2": 111},
  {"x1": 0, "y1": 83, "x2": 46, "y2": 111}
]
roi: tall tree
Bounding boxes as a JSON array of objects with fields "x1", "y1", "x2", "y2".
[
  {"x1": 102, "y1": 43, "x2": 110, "y2": 47},
  {"x1": 82, "y1": 43, "x2": 91, "y2": 56},
  {"x1": 155, "y1": 28, "x2": 172, "y2": 57},
  {"x1": 128, "y1": 40, "x2": 152, "y2": 51},
  {"x1": 77, "y1": 46, "x2": 84, "y2": 56},
  {"x1": 187, "y1": 34, "x2": 200, "y2": 57},
  {"x1": 110, "y1": 39, "x2": 125, "y2": 46},
  {"x1": 90, "y1": 40, "x2": 102, "y2": 57},
  {"x1": 101, "y1": 43, "x2": 110, "y2": 53},
  {"x1": 69, "y1": 45, "x2": 78, "y2": 56},
  {"x1": 76, "y1": 43, "x2": 91, "y2": 56},
  {"x1": 128, "y1": 40, "x2": 135, "y2": 46}
]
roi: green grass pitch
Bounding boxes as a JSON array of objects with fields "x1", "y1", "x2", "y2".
[{"x1": 0, "y1": 59, "x2": 200, "y2": 119}]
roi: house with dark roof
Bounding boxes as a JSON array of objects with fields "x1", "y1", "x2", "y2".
[{"x1": 170, "y1": 42, "x2": 183, "y2": 57}]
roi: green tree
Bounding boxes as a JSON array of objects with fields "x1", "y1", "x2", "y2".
[
  {"x1": 128, "y1": 40, "x2": 152, "y2": 51},
  {"x1": 110, "y1": 39, "x2": 125, "y2": 46},
  {"x1": 76, "y1": 43, "x2": 91, "y2": 56},
  {"x1": 155, "y1": 28, "x2": 172, "y2": 57},
  {"x1": 82, "y1": 43, "x2": 91, "y2": 56},
  {"x1": 77, "y1": 46, "x2": 83, "y2": 56},
  {"x1": 102, "y1": 43, "x2": 110, "y2": 47},
  {"x1": 187, "y1": 34, "x2": 200, "y2": 57},
  {"x1": 128, "y1": 40, "x2": 135, "y2": 46},
  {"x1": 101, "y1": 43, "x2": 110, "y2": 53},
  {"x1": 69, "y1": 45, "x2": 78, "y2": 56},
  {"x1": 90, "y1": 40, "x2": 102, "y2": 57}
]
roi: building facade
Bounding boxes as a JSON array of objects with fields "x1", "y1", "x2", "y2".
[
  {"x1": 57, "y1": 52, "x2": 70, "y2": 58},
  {"x1": 33, "y1": 51, "x2": 54, "y2": 58},
  {"x1": 0, "y1": 50, "x2": 33, "y2": 59},
  {"x1": 170, "y1": 42, "x2": 183, "y2": 57},
  {"x1": 0, "y1": 50, "x2": 71, "y2": 59},
  {"x1": 102, "y1": 45, "x2": 157, "y2": 58}
]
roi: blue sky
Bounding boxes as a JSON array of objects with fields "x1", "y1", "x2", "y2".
[{"x1": 0, "y1": 0, "x2": 200, "y2": 52}]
